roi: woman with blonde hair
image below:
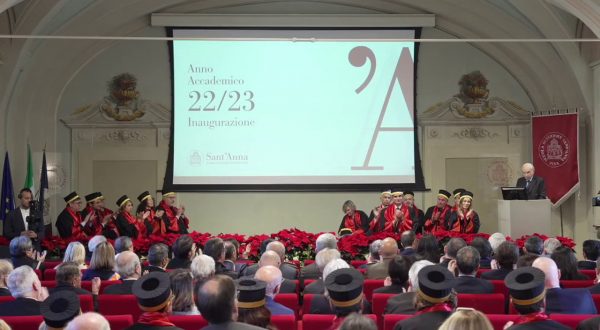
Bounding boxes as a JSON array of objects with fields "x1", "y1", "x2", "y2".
[
  {"x1": 81, "y1": 242, "x2": 119, "y2": 281},
  {"x1": 438, "y1": 308, "x2": 493, "y2": 330},
  {"x1": 0, "y1": 260, "x2": 13, "y2": 296},
  {"x1": 447, "y1": 191, "x2": 480, "y2": 233},
  {"x1": 57, "y1": 242, "x2": 87, "y2": 269}
]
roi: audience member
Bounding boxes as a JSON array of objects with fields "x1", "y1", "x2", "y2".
[
  {"x1": 516, "y1": 253, "x2": 539, "y2": 268},
  {"x1": 237, "y1": 278, "x2": 275, "y2": 330},
  {"x1": 196, "y1": 275, "x2": 262, "y2": 329},
  {"x1": 191, "y1": 254, "x2": 216, "y2": 293},
  {"x1": 0, "y1": 260, "x2": 13, "y2": 296},
  {"x1": 481, "y1": 241, "x2": 518, "y2": 280},
  {"x1": 128, "y1": 272, "x2": 183, "y2": 329},
  {"x1": 244, "y1": 241, "x2": 297, "y2": 279},
  {"x1": 60, "y1": 242, "x2": 87, "y2": 269},
  {"x1": 579, "y1": 239, "x2": 600, "y2": 270},
  {"x1": 145, "y1": 243, "x2": 169, "y2": 273},
  {"x1": 51, "y1": 262, "x2": 99, "y2": 295},
  {"x1": 366, "y1": 237, "x2": 398, "y2": 279},
  {"x1": 361, "y1": 239, "x2": 383, "y2": 269},
  {"x1": 85, "y1": 235, "x2": 107, "y2": 261},
  {"x1": 523, "y1": 236, "x2": 544, "y2": 255},
  {"x1": 66, "y1": 312, "x2": 110, "y2": 330},
  {"x1": 0, "y1": 265, "x2": 48, "y2": 316},
  {"x1": 452, "y1": 246, "x2": 494, "y2": 294},
  {"x1": 338, "y1": 313, "x2": 377, "y2": 330},
  {"x1": 304, "y1": 248, "x2": 341, "y2": 294},
  {"x1": 9, "y1": 235, "x2": 44, "y2": 270},
  {"x1": 588, "y1": 258, "x2": 600, "y2": 294},
  {"x1": 392, "y1": 265, "x2": 457, "y2": 330},
  {"x1": 385, "y1": 260, "x2": 435, "y2": 314},
  {"x1": 82, "y1": 241, "x2": 119, "y2": 281},
  {"x1": 439, "y1": 237, "x2": 466, "y2": 267},
  {"x1": 543, "y1": 237, "x2": 562, "y2": 256},
  {"x1": 400, "y1": 231, "x2": 417, "y2": 257},
  {"x1": 301, "y1": 233, "x2": 337, "y2": 279},
  {"x1": 40, "y1": 291, "x2": 81, "y2": 329},
  {"x1": 223, "y1": 239, "x2": 247, "y2": 276},
  {"x1": 504, "y1": 267, "x2": 569, "y2": 330},
  {"x1": 104, "y1": 251, "x2": 141, "y2": 294},
  {"x1": 254, "y1": 250, "x2": 296, "y2": 293},
  {"x1": 166, "y1": 235, "x2": 196, "y2": 270},
  {"x1": 415, "y1": 234, "x2": 440, "y2": 264},
  {"x1": 323, "y1": 268, "x2": 368, "y2": 329},
  {"x1": 532, "y1": 256, "x2": 596, "y2": 314},
  {"x1": 204, "y1": 237, "x2": 238, "y2": 279},
  {"x1": 169, "y1": 269, "x2": 200, "y2": 315},
  {"x1": 551, "y1": 246, "x2": 587, "y2": 280},
  {"x1": 488, "y1": 232, "x2": 506, "y2": 255},
  {"x1": 470, "y1": 237, "x2": 492, "y2": 269},
  {"x1": 438, "y1": 308, "x2": 493, "y2": 330},
  {"x1": 254, "y1": 265, "x2": 293, "y2": 315},
  {"x1": 114, "y1": 236, "x2": 133, "y2": 254},
  {"x1": 374, "y1": 255, "x2": 412, "y2": 294}
]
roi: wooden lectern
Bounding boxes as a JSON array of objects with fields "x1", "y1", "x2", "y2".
[{"x1": 497, "y1": 199, "x2": 552, "y2": 238}]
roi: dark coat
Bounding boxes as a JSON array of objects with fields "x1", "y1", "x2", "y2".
[
  {"x1": 508, "y1": 320, "x2": 570, "y2": 330},
  {"x1": 480, "y1": 268, "x2": 513, "y2": 280},
  {"x1": 103, "y1": 280, "x2": 136, "y2": 295},
  {"x1": 309, "y1": 294, "x2": 372, "y2": 314},
  {"x1": 201, "y1": 322, "x2": 264, "y2": 330},
  {"x1": 393, "y1": 311, "x2": 451, "y2": 330},
  {"x1": 577, "y1": 260, "x2": 596, "y2": 270},
  {"x1": 384, "y1": 292, "x2": 416, "y2": 315},
  {"x1": 516, "y1": 176, "x2": 547, "y2": 200},
  {"x1": 166, "y1": 258, "x2": 191, "y2": 270},
  {"x1": 304, "y1": 279, "x2": 325, "y2": 294},
  {"x1": 545, "y1": 287, "x2": 597, "y2": 314},
  {"x1": 0, "y1": 297, "x2": 42, "y2": 316},
  {"x1": 49, "y1": 283, "x2": 93, "y2": 295},
  {"x1": 373, "y1": 284, "x2": 405, "y2": 294},
  {"x1": 454, "y1": 276, "x2": 494, "y2": 294},
  {"x1": 300, "y1": 263, "x2": 320, "y2": 280}
]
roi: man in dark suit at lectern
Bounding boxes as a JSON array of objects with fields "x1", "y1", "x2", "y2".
[{"x1": 516, "y1": 162, "x2": 547, "y2": 200}]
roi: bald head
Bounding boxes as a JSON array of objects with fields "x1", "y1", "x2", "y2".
[
  {"x1": 115, "y1": 251, "x2": 141, "y2": 279},
  {"x1": 66, "y1": 312, "x2": 110, "y2": 330},
  {"x1": 380, "y1": 237, "x2": 399, "y2": 259},
  {"x1": 258, "y1": 250, "x2": 281, "y2": 268},
  {"x1": 255, "y1": 265, "x2": 283, "y2": 297},
  {"x1": 522, "y1": 163, "x2": 535, "y2": 181},
  {"x1": 266, "y1": 241, "x2": 286, "y2": 261},
  {"x1": 532, "y1": 256, "x2": 560, "y2": 289}
]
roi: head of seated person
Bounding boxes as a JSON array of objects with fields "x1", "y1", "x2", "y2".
[
  {"x1": 114, "y1": 236, "x2": 133, "y2": 254},
  {"x1": 56, "y1": 262, "x2": 83, "y2": 288},
  {"x1": 147, "y1": 243, "x2": 169, "y2": 269},
  {"x1": 315, "y1": 248, "x2": 341, "y2": 275},
  {"x1": 115, "y1": 251, "x2": 141, "y2": 280},
  {"x1": 387, "y1": 255, "x2": 412, "y2": 289},
  {"x1": 172, "y1": 235, "x2": 197, "y2": 263},
  {"x1": 456, "y1": 246, "x2": 480, "y2": 276},
  {"x1": 196, "y1": 275, "x2": 237, "y2": 325},
  {"x1": 495, "y1": 241, "x2": 519, "y2": 270},
  {"x1": 8, "y1": 265, "x2": 46, "y2": 301},
  {"x1": 65, "y1": 312, "x2": 110, "y2": 330},
  {"x1": 524, "y1": 236, "x2": 544, "y2": 255},
  {"x1": 325, "y1": 268, "x2": 365, "y2": 317}
]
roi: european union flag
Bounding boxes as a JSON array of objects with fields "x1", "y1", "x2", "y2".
[{"x1": 1, "y1": 152, "x2": 15, "y2": 221}]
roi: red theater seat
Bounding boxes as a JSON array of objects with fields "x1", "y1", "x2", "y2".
[
  {"x1": 43, "y1": 260, "x2": 62, "y2": 269},
  {"x1": 560, "y1": 280, "x2": 594, "y2": 288},
  {"x1": 105, "y1": 315, "x2": 135, "y2": 330},
  {"x1": 304, "y1": 260, "x2": 315, "y2": 266},
  {"x1": 44, "y1": 268, "x2": 57, "y2": 281},
  {"x1": 98, "y1": 294, "x2": 142, "y2": 321},
  {"x1": 274, "y1": 293, "x2": 299, "y2": 319},
  {"x1": 351, "y1": 260, "x2": 367, "y2": 268},
  {"x1": 34, "y1": 269, "x2": 42, "y2": 280},
  {"x1": 1, "y1": 315, "x2": 43, "y2": 330},
  {"x1": 168, "y1": 315, "x2": 209, "y2": 330},
  {"x1": 0, "y1": 296, "x2": 15, "y2": 303},
  {"x1": 593, "y1": 294, "x2": 600, "y2": 312},
  {"x1": 303, "y1": 314, "x2": 376, "y2": 330},
  {"x1": 303, "y1": 294, "x2": 316, "y2": 315},
  {"x1": 580, "y1": 270, "x2": 596, "y2": 280},
  {"x1": 477, "y1": 268, "x2": 492, "y2": 277},
  {"x1": 81, "y1": 280, "x2": 121, "y2": 294},
  {"x1": 550, "y1": 314, "x2": 598, "y2": 328},
  {"x1": 383, "y1": 314, "x2": 413, "y2": 330},
  {"x1": 485, "y1": 314, "x2": 519, "y2": 330},
  {"x1": 363, "y1": 280, "x2": 385, "y2": 301},
  {"x1": 272, "y1": 314, "x2": 296, "y2": 330},
  {"x1": 372, "y1": 293, "x2": 395, "y2": 328},
  {"x1": 490, "y1": 280, "x2": 508, "y2": 299},
  {"x1": 457, "y1": 293, "x2": 505, "y2": 314},
  {"x1": 41, "y1": 280, "x2": 57, "y2": 289}
]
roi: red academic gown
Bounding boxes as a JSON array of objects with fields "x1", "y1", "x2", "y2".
[
  {"x1": 56, "y1": 207, "x2": 86, "y2": 239},
  {"x1": 448, "y1": 209, "x2": 480, "y2": 233},
  {"x1": 158, "y1": 200, "x2": 189, "y2": 234},
  {"x1": 423, "y1": 205, "x2": 452, "y2": 233},
  {"x1": 338, "y1": 210, "x2": 369, "y2": 234}
]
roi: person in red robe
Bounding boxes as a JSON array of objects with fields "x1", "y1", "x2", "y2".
[
  {"x1": 55, "y1": 192, "x2": 87, "y2": 239},
  {"x1": 400, "y1": 191, "x2": 423, "y2": 233},
  {"x1": 115, "y1": 195, "x2": 145, "y2": 239},
  {"x1": 447, "y1": 191, "x2": 480, "y2": 233},
  {"x1": 82, "y1": 192, "x2": 118, "y2": 239},
  {"x1": 367, "y1": 190, "x2": 393, "y2": 224},
  {"x1": 158, "y1": 191, "x2": 189, "y2": 234},
  {"x1": 423, "y1": 189, "x2": 453, "y2": 234},
  {"x1": 338, "y1": 200, "x2": 369, "y2": 235},
  {"x1": 451, "y1": 188, "x2": 466, "y2": 212},
  {"x1": 136, "y1": 191, "x2": 166, "y2": 236},
  {"x1": 370, "y1": 190, "x2": 404, "y2": 234}
]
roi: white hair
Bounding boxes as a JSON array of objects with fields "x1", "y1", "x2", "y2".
[
  {"x1": 544, "y1": 238, "x2": 562, "y2": 255},
  {"x1": 408, "y1": 260, "x2": 435, "y2": 292},
  {"x1": 63, "y1": 242, "x2": 86, "y2": 266},
  {"x1": 316, "y1": 233, "x2": 338, "y2": 253},
  {"x1": 488, "y1": 233, "x2": 506, "y2": 254},
  {"x1": 322, "y1": 259, "x2": 350, "y2": 282},
  {"x1": 315, "y1": 248, "x2": 341, "y2": 272},
  {"x1": 115, "y1": 251, "x2": 140, "y2": 278},
  {"x1": 191, "y1": 255, "x2": 215, "y2": 280},
  {"x1": 88, "y1": 235, "x2": 107, "y2": 253},
  {"x1": 8, "y1": 265, "x2": 37, "y2": 298}
]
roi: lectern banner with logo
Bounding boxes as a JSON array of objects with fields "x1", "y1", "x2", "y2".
[{"x1": 532, "y1": 113, "x2": 579, "y2": 206}]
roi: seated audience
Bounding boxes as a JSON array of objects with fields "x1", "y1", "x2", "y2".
[
  {"x1": 323, "y1": 268, "x2": 368, "y2": 329},
  {"x1": 196, "y1": 275, "x2": 262, "y2": 329},
  {"x1": 532, "y1": 256, "x2": 597, "y2": 314},
  {"x1": 128, "y1": 272, "x2": 183, "y2": 329},
  {"x1": 452, "y1": 246, "x2": 493, "y2": 294},
  {"x1": 374, "y1": 255, "x2": 412, "y2": 294},
  {"x1": 488, "y1": 232, "x2": 506, "y2": 255},
  {"x1": 588, "y1": 258, "x2": 600, "y2": 294},
  {"x1": 166, "y1": 235, "x2": 196, "y2": 270},
  {"x1": 301, "y1": 233, "x2": 337, "y2": 279},
  {"x1": 578, "y1": 239, "x2": 600, "y2": 270},
  {"x1": 0, "y1": 265, "x2": 48, "y2": 316},
  {"x1": 400, "y1": 231, "x2": 417, "y2": 257},
  {"x1": 416, "y1": 234, "x2": 440, "y2": 264},
  {"x1": 59, "y1": 242, "x2": 87, "y2": 270},
  {"x1": 204, "y1": 237, "x2": 238, "y2": 278},
  {"x1": 0, "y1": 260, "x2": 13, "y2": 296},
  {"x1": 114, "y1": 236, "x2": 133, "y2": 254},
  {"x1": 40, "y1": 291, "x2": 81, "y2": 330},
  {"x1": 245, "y1": 241, "x2": 297, "y2": 279},
  {"x1": 361, "y1": 239, "x2": 383, "y2": 269},
  {"x1": 51, "y1": 262, "x2": 99, "y2": 295},
  {"x1": 393, "y1": 265, "x2": 457, "y2": 330},
  {"x1": 145, "y1": 243, "x2": 169, "y2": 273},
  {"x1": 366, "y1": 237, "x2": 399, "y2": 279},
  {"x1": 66, "y1": 312, "x2": 110, "y2": 330},
  {"x1": 551, "y1": 246, "x2": 587, "y2": 280},
  {"x1": 169, "y1": 269, "x2": 200, "y2": 315},
  {"x1": 254, "y1": 265, "x2": 293, "y2": 315},
  {"x1": 81, "y1": 241, "x2": 119, "y2": 281},
  {"x1": 223, "y1": 239, "x2": 247, "y2": 276},
  {"x1": 438, "y1": 308, "x2": 493, "y2": 330},
  {"x1": 543, "y1": 237, "x2": 562, "y2": 256},
  {"x1": 103, "y1": 251, "x2": 141, "y2": 294},
  {"x1": 191, "y1": 254, "x2": 216, "y2": 293},
  {"x1": 439, "y1": 237, "x2": 466, "y2": 268},
  {"x1": 470, "y1": 237, "x2": 493, "y2": 269},
  {"x1": 10, "y1": 235, "x2": 44, "y2": 270},
  {"x1": 385, "y1": 260, "x2": 435, "y2": 314},
  {"x1": 251, "y1": 250, "x2": 296, "y2": 293},
  {"x1": 85, "y1": 235, "x2": 107, "y2": 261},
  {"x1": 304, "y1": 248, "x2": 341, "y2": 294},
  {"x1": 481, "y1": 241, "x2": 519, "y2": 280},
  {"x1": 516, "y1": 253, "x2": 539, "y2": 268},
  {"x1": 237, "y1": 278, "x2": 275, "y2": 329},
  {"x1": 523, "y1": 236, "x2": 544, "y2": 255},
  {"x1": 338, "y1": 313, "x2": 377, "y2": 330},
  {"x1": 504, "y1": 267, "x2": 569, "y2": 330}
]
